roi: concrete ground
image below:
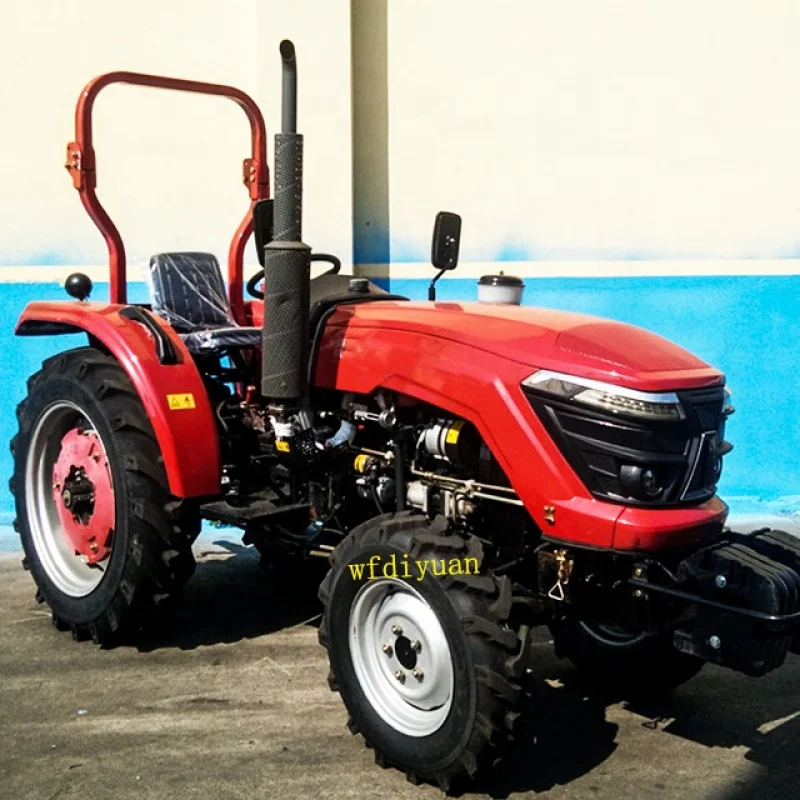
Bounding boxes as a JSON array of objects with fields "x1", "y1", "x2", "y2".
[{"x1": 3, "y1": 535, "x2": 800, "y2": 800}]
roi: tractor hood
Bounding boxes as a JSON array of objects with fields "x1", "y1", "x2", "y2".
[{"x1": 336, "y1": 300, "x2": 723, "y2": 392}]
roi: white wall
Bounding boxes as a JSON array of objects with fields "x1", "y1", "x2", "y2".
[
  {"x1": 377, "y1": 0, "x2": 800, "y2": 270},
  {"x1": 256, "y1": 0, "x2": 353, "y2": 266},
  {"x1": 0, "y1": 0, "x2": 352, "y2": 279},
  {"x1": 363, "y1": 1, "x2": 800, "y2": 511}
]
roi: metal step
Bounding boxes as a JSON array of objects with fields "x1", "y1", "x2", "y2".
[{"x1": 199, "y1": 497, "x2": 310, "y2": 529}]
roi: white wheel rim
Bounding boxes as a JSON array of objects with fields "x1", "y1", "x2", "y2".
[
  {"x1": 348, "y1": 578, "x2": 454, "y2": 737},
  {"x1": 24, "y1": 400, "x2": 112, "y2": 597}
]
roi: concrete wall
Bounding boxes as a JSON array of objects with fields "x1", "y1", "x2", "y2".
[{"x1": 352, "y1": 0, "x2": 800, "y2": 513}]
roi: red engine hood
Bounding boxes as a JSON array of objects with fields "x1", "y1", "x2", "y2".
[{"x1": 332, "y1": 300, "x2": 723, "y2": 391}]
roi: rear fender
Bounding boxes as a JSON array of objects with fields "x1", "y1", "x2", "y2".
[{"x1": 16, "y1": 301, "x2": 221, "y2": 498}]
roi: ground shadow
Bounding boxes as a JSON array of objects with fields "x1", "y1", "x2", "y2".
[
  {"x1": 473, "y1": 636, "x2": 800, "y2": 798},
  {"x1": 467, "y1": 640, "x2": 621, "y2": 798},
  {"x1": 471, "y1": 669, "x2": 619, "y2": 797},
  {"x1": 134, "y1": 540, "x2": 325, "y2": 652},
  {"x1": 624, "y1": 657, "x2": 800, "y2": 798}
]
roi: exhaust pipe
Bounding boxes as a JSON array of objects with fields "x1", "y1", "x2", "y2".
[{"x1": 261, "y1": 39, "x2": 311, "y2": 408}]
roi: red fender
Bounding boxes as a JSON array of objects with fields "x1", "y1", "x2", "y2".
[{"x1": 16, "y1": 301, "x2": 220, "y2": 499}]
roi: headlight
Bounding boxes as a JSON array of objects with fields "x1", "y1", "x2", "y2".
[
  {"x1": 723, "y1": 386, "x2": 735, "y2": 416},
  {"x1": 521, "y1": 370, "x2": 685, "y2": 421}
]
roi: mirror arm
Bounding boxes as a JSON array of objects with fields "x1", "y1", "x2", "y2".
[{"x1": 428, "y1": 268, "x2": 447, "y2": 301}]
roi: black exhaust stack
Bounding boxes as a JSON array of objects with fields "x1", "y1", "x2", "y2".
[{"x1": 261, "y1": 39, "x2": 311, "y2": 408}]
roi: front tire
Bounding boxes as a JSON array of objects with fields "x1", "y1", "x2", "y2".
[
  {"x1": 318, "y1": 512, "x2": 530, "y2": 791},
  {"x1": 10, "y1": 347, "x2": 199, "y2": 644}
]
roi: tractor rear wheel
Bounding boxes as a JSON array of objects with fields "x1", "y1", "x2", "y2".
[
  {"x1": 10, "y1": 347, "x2": 199, "y2": 644},
  {"x1": 549, "y1": 614, "x2": 704, "y2": 696},
  {"x1": 318, "y1": 512, "x2": 531, "y2": 791}
]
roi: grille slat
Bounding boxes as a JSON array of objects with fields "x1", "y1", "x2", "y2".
[{"x1": 695, "y1": 402, "x2": 723, "y2": 432}]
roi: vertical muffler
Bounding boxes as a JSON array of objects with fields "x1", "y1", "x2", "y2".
[{"x1": 261, "y1": 40, "x2": 311, "y2": 408}]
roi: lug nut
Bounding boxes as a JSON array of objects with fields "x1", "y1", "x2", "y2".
[
  {"x1": 412, "y1": 668, "x2": 424, "y2": 681},
  {"x1": 412, "y1": 640, "x2": 422, "y2": 653},
  {"x1": 391, "y1": 624, "x2": 403, "y2": 636},
  {"x1": 709, "y1": 635, "x2": 722, "y2": 650},
  {"x1": 715, "y1": 575, "x2": 727, "y2": 589},
  {"x1": 394, "y1": 670, "x2": 405, "y2": 683},
  {"x1": 382, "y1": 643, "x2": 393, "y2": 657}
]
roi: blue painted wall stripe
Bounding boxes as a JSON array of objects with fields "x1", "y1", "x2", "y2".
[{"x1": 1, "y1": 276, "x2": 796, "y2": 519}]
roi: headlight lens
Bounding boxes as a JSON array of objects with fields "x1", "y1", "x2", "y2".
[
  {"x1": 522, "y1": 370, "x2": 685, "y2": 421},
  {"x1": 723, "y1": 386, "x2": 735, "y2": 416}
]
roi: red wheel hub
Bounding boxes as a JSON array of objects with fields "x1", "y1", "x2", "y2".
[{"x1": 51, "y1": 428, "x2": 115, "y2": 564}]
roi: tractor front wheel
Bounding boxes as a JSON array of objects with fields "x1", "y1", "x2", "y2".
[
  {"x1": 10, "y1": 347, "x2": 199, "y2": 644},
  {"x1": 318, "y1": 512, "x2": 531, "y2": 791}
]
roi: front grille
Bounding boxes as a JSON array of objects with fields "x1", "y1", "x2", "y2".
[{"x1": 525, "y1": 384, "x2": 729, "y2": 507}]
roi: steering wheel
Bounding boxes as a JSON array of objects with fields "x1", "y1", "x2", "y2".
[{"x1": 246, "y1": 253, "x2": 341, "y2": 299}]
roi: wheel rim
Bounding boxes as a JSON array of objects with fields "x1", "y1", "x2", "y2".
[
  {"x1": 348, "y1": 578, "x2": 454, "y2": 738},
  {"x1": 24, "y1": 400, "x2": 115, "y2": 597},
  {"x1": 578, "y1": 620, "x2": 648, "y2": 647}
]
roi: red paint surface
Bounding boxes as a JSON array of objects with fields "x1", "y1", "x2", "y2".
[
  {"x1": 316, "y1": 301, "x2": 722, "y2": 391},
  {"x1": 17, "y1": 302, "x2": 220, "y2": 498},
  {"x1": 313, "y1": 301, "x2": 727, "y2": 550},
  {"x1": 52, "y1": 428, "x2": 114, "y2": 564}
]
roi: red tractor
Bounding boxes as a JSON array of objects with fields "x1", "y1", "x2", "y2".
[{"x1": 11, "y1": 41, "x2": 800, "y2": 791}]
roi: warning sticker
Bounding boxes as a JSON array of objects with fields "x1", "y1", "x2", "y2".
[
  {"x1": 167, "y1": 393, "x2": 196, "y2": 411},
  {"x1": 446, "y1": 421, "x2": 463, "y2": 444}
]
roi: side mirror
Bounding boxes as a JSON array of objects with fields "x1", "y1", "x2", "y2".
[
  {"x1": 253, "y1": 199, "x2": 274, "y2": 266},
  {"x1": 431, "y1": 211, "x2": 461, "y2": 270},
  {"x1": 429, "y1": 211, "x2": 461, "y2": 300}
]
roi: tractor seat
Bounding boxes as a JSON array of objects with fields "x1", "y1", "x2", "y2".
[{"x1": 149, "y1": 252, "x2": 261, "y2": 354}]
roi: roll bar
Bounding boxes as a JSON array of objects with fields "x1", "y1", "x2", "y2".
[{"x1": 65, "y1": 71, "x2": 270, "y2": 321}]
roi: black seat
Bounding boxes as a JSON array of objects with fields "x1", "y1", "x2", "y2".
[
  {"x1": 180, "y1": 325, "x2": 262, "y2": 352},
  {"x1": 149, "y1": 252, "x2": 261, "y2": 354},
  {"x1": 149, "y1": 253, "x2": 408, "y2": 357}
]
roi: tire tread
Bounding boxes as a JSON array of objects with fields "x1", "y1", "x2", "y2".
[
  {"x1": 10, "y1": 347, "x2": 199, "y2": 644},
  {"x1": 318, "y1": 511, "x2": 530, "y2": 790}
]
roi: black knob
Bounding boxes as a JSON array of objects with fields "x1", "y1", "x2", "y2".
[{"x1": 65, "y1": 272, "x2": 93, "y2": 301}]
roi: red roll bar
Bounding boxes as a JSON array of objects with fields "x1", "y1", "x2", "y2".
[{"x1": 65, "y1": 71, "x2": 270, "y2": 322}]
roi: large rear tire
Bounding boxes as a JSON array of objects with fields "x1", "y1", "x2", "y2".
[
  {"x1": 318, "y1": 512, "x2": 531, "y2": 791},
  {"x1": 10, "y1": 347, "x2": 199, "y2": 644},
  {"x1": 550, "y1": 615, "x2": 704, "y2": 695}
]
